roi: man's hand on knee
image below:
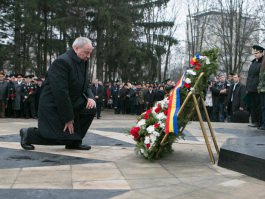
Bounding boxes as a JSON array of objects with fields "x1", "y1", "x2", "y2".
[
  {"x1": 64, "y1": 120, "x2": 74, "y2": 134},
  {"x1": 86, "y1": 98, "x2": 96, "y2": 109}
]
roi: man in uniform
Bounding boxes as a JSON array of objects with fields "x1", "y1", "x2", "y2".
[
  {"x1": 23, "y1": 75, "x2": 37, "y2": 118},
  {"x1": 246, "y1": 45, "x2": 264, "y2": 127},
  {"x1": 19, "y1": 37, "x2": 96, "y2": 150},
  {"x1": 14, "y1": 74, "x2": 24, "y2": 118}
]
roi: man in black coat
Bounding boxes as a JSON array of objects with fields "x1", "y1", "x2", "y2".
[
  {"x1": 246, "y1": 45, "x2": 264, "y2": 127},
  {"x1": 227, "y1": 74, "x2": 247, "y2": 122},
  {"x1": 144, "y1": 85, "x2": 156, "y2": 110},
  {"x1": 19, "y1": 37, "x2": 96, "y2": 150}
]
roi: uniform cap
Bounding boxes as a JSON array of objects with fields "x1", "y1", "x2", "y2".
[{"x1": 252, "y1": 45, "x2": 265, "y2": 52}]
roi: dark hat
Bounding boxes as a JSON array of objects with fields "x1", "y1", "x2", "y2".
[
  {"x1": 9, "y1": 74, "x2": 16, "y2": 78},
  {"x1": 15, "y1": 73, "x2": 23, "y2": 78},
  {"x1": 25, "y1": 74, "x2": 34, "y2": 78},
  {"x1": 252, "y1": 45, "x2": 265, "y2": 52}
]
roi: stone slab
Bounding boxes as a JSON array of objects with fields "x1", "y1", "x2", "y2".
[{"x1": 218, "y1": 136, "x2": 265, "y2": 181}]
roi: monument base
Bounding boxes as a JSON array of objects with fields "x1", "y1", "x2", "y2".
[{"x1": 218, "y1": 136, "x2": 265, "y2": 181}]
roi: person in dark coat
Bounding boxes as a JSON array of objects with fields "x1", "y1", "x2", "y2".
[
  {"x1": 227, "y1": 74, "x2": 247, "y2": 122},
  {"x1": 6, "y1": 74, "x2": 16, "y2": 117},
  {"x1": 155, "y1": 85, "x2": 165, "y2": 102},
  {"x1": 144, "y1": 85, "x2": 156, "y2": 110},
  {"x1": 35, "y1": 78, "x2": 43, "y2": 117},
  {"x1": 215, "y1": 74, "x2": 229, "y2": 122},
  {"x1": 91, "y1": 79, "x2": 104, "y2": 119},
  {"x1": 14, "y1": 74, "x2": 24, "y2": 118},
  {"x1": 112, "y1": 81, "x2": 120, "y2": 114},
  {"x1": 0, "y1": 71, "x2": 8, "y2": 118},
  {"x1": 119, "y1": 84, "x2": 129, "y2": 114},
  {"x1": 257, "y1": 57, "x2": 265, "y2": 130},
  {"x1": 246, "y1": 45, "x2": 264, "y2": 127},
  {"x1": 23, "y1": 75, "x2": 37, "y2": 119},
  {"x1": 210, "y1": 77, "x2": 221, "y2": 122},
  {"x1": 19, "y1": 37, "x2": 96, "y2": 150}
]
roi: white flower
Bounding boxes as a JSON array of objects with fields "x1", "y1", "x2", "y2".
[
  {"x1": 136, "y1": 119, "x2": 146, "y2": 127},
  {"x1": 187, "y1": 69, "x2": 196, "y2": 76},
  {"x1": 150, "y1": 134, "x2": 157, "y2": 142},
  {"x1": 153, "y1": 131, "x2": 160, "y2": 137},
  {"x1": 147, "y1": 125, "x2": 155, "y2": 134},
  {"x1": 156, "y1": 112, "x2": 167, "y2": 120},
  {"x1": 199, "y1": 56, "x2": 210, "y2": 64},
  {"x1": 151, "y1": 107, "x2": 157, "y2": 115},
  {"x1": 185, "y1": 78, "x2": 191, "y2": 84},
  {"x1": 140, "y1": 148, "x2": 145, "y2": 154},
  {"x1": 144, "y1": 136, "x2": 151, "y2": 144}
]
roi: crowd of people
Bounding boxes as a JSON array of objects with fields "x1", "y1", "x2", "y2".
[
  {"x1": 0, "y1": 73, "x2": 43, "y2": 119},
  {"x1": 90, "y1": 73, "x2": 244, "y2": 122}
]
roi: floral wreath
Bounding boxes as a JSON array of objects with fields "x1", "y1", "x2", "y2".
[{"x1": 130, "y1": 49, "x2": 218, "y2": 160}]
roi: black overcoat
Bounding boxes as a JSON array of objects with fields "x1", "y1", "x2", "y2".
[
  {"x1": 38, "y1": 49, "x2": 94, "y2": 140},
  {"x1": 246, "y1": 57, "x2": 263, "y2": 92}
]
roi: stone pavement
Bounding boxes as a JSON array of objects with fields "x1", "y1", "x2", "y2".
[{"x1": 0, "y1": 109, "x2": 264, "y2": 199}]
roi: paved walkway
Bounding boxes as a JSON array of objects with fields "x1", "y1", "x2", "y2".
[{"x1": 0, "y1": 109, "x2": 264, "y2": 199}]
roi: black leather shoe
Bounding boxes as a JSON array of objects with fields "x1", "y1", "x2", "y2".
[
  {"x1": 20, "y1": 128, "x2": 35, "y2": 150},
  {"x1": 65, "y1": 144, "x2": 91, "y2": 150},
  {"x1": 248, "y1": 123, "x2": 258, "y2": 127}
]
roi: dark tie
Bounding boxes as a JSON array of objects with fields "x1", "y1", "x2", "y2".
[{"x1": 231, "y1": 84, "x2": 237, "y2": 102}]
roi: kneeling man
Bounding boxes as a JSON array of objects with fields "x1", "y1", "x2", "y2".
[{"x1": 20, "y1": 37, "x2": 96, "y2": 150}]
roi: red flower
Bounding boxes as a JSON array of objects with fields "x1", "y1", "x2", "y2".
[
  {"x1": 194, "y1": 65, "x2": 201, "y2": 70},
  {"x1": 146, "y1": 109, "x2": 152, "y2": 114},
  {"x1": 154, "y1": 123, "x2": 160, "y2": 128},
  {"x1": 164, "y1": 109, "x2": 168, "y2": 116},
  {"x1": 155, "y1": 106, "x2": 162, "y2": 113},
  {"x1": 184, "y1": 83, "x2": 191, "y2": 89},
  {"x1": 144, "y1": 109, "x2": 152, "y2": 120},
  {"x1": 190, "y1": 59, "x2": 201, "y2": 67},
  {"x1": 146, "y1": 143, "x2": 150, "y2": 149},
  {"x1": 130, "y1": 127, "x2": 140, "y2": 140}
]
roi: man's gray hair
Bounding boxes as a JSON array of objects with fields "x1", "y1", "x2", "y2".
[{"x1": 72, "y1": 37, "x2": 92, "y2": 48}]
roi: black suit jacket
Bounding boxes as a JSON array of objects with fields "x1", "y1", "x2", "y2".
[
  {"x1": 227, "y1": 82, "x2": 246, "y2": 112},
  {"x1": 91, "y1": 84, "x2": 104, "y2": 102}
]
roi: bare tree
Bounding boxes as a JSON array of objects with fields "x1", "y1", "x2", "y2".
[
  {"x1": 186, "y1": 0, "x2": 212, "y2": 61},
  {"x1": 158, "y1": 1, "x2": 180, "y2": 81},
  {"x1": 257, "y1": 0, "x2": 265, "y2": 45},
  {"x1": 210, "y1": 0, "x2": 260, "y2": 75}
]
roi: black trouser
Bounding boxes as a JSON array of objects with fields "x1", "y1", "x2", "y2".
[
  {"x1": 0, "y1": 100, "x2": 5, "y2": 118},
  {"x1": 6, "y1": 100, "x2": 14, "y2": 117},
  {"x1": 24, "y1": 97, "x2": 36, "y2": 118},
  {"x1": 260, "y1": 92, "x2": 265, "y2": 127},
  {"x1": 96, "y1": 101, "x2": 102, "y2": 118},
  {"x1": 248, "y1": 92, "x2": 261, "y2": 125},
  {"x1": 26, "y1": 108, "x2": 95, "y2": 146}
]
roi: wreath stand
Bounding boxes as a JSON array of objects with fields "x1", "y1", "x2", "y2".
[{"x1": 158, "y1": 72, "x2": 220, "y2": 164}]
